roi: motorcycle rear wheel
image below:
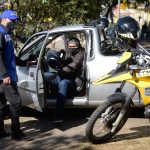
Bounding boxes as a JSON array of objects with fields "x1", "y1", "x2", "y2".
[{"x1": 85, "y1": 100, "x2": 130, "y2": 144}]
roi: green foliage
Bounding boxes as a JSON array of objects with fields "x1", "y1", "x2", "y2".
[
  {"x1": 0, "y1": 0, "x2": 148, "y2": 39},
  {"x1": 8, "y1": 0, "x2": 106, "y2": 38}
]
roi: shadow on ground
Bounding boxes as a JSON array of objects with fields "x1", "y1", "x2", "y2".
[
  {"x1": 0, "y1": 107, "x2": 148, "y2": 150},
  {"x1": 111, "y1": 125, "x2": 150, "y2": 143},
  {"x1": 108, "y1": 108, "x2": 150, "y2": 144},
  {"x1": 0, "y1": 107, "x2": 93, "y2": 150}
]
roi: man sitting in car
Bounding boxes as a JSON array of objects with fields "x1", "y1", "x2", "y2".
[{"x1": 47, "y1": 37, "x2": 84, "y2": 123}]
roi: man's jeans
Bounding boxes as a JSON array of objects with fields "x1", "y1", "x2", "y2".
[
  {"x1": 48, "y1": 75, "x2": 77, "y2": 119},
  {"x1": 0, "y1": 81, "x2": 21, "y2": 131}
]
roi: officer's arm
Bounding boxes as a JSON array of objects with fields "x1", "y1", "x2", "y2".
[{"x1": 0, "y1": 33, "x2": 8, "y2": 81}]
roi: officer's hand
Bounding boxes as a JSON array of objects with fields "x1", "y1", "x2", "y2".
[{"x1": 3, "y1": 76, "x2": 11, "y2": 85}]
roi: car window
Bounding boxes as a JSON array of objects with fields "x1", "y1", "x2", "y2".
[
  {"x1": 44, "y1": 32, "x2": 87, "y2": 56},
  {"x1": 46, "y1": 35, "x2": 67, "y2": 52},
  {"x1": 19, "y1": 35, "x2": 46, "y2": 61},
  {"x1": 98, "y1": 27, "x2": 120, "y2": 56}
]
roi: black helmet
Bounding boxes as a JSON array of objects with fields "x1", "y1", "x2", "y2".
[
  {"x1": 116, "y1": 16, "x2": 140, "y2": 40},
  {"x1": 98, "y1": 17, "x2": 109, "y2": 29},
  {"x1": 47, "y1": 50, "x2": 65, "y2": 70}
]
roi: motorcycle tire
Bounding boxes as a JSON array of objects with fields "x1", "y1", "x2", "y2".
[{"x1": 85, "y1": 100, "x2": 130, "y2": 144}]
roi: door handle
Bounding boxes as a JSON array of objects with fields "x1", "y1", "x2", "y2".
[{"x1": 30, "y1": 72, "x2": 34, "y2": 77}]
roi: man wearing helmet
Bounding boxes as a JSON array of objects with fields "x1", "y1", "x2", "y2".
[{"x1": 49, "y1": 37, "x2": 84, "y2": 123}]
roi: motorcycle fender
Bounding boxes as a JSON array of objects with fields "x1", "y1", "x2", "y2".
[{"x1": 107, "y1": 92, "x2": 127, "y2": 104}]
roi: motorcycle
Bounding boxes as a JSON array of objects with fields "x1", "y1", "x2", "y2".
[{"x1": 85, "y1": 37, "x2": 150, "y2": 143}]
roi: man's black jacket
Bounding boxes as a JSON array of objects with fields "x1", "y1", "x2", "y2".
[{"x1": 59, "y1": 47, "x2": 84, "y2": 79}]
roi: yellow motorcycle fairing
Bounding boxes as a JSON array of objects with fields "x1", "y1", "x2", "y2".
[
  {"x1": 133, "y1": 69, "x2": 150, "y2": 105},
  {"x1": 93, "y1": 68, "x2": 150, "y2": 106},
  {"x1": 92, "y1": 71, "x2": 132, "y2": 85}
]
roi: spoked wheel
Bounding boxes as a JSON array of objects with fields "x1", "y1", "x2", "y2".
[{"x1": 85, "y1": 101, "x2": 130, "y2": 144}]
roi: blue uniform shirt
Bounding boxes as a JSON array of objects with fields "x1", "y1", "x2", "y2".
[{"x1": 0, "y1": 24, "x2": 17, "y2": 82}]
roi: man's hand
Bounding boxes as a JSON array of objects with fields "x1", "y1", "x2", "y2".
[
  {"x1": 3, "y1": 76, "x2": 11, "y2": 85},
  {"x1": 26, "y1": 60, "x2": 37, "y2": 67}
]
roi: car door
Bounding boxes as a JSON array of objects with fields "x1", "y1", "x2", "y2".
[{"x1": 16, "y1": 33, "x2": 47, "y2": 111}]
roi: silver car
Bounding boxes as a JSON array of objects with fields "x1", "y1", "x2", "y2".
[{"x1": 16, "y1": 23, "x2": 141, "y2": 112}]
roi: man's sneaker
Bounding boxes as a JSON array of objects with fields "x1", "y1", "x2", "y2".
[
  {"x1": 0, "y1": 129, "x2": 9, "y2": 138},
  {"x1": 11, "y1": 130, "x2": 31, "y2": 141}
]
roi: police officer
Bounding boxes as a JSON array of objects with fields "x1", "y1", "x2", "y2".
[{"x1": 0, "y1": 10, "x2": 28, "y2": 140}]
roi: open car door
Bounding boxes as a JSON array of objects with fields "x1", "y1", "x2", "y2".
[{"x1": 17, "y1": 33, "x2": 47, "y2": 112}]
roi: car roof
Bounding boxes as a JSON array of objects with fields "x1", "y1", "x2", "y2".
[{"x1": 37, "y1": 24, "x2": 95, "y2": 35}]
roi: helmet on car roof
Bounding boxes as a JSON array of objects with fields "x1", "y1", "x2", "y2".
[{"x1": 116, "y1": 16, "x2": 140, "y2": 40}]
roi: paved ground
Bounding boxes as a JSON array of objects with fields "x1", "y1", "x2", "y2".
[{"x1": 0, "y1": 107, "x2": 150, "y2": 150}]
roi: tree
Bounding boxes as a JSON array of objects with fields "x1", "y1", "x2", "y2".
[
  {"x1": 11, "y1": 0, "x2": 105, "y2": 38},
  {"x1": 0, "y1": 0, "x2": 149, "y2": 39}
]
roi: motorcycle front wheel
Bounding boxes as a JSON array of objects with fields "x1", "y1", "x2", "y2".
[{"x1": 85, "y1": 100, "x2": 130, "y2": 144}]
